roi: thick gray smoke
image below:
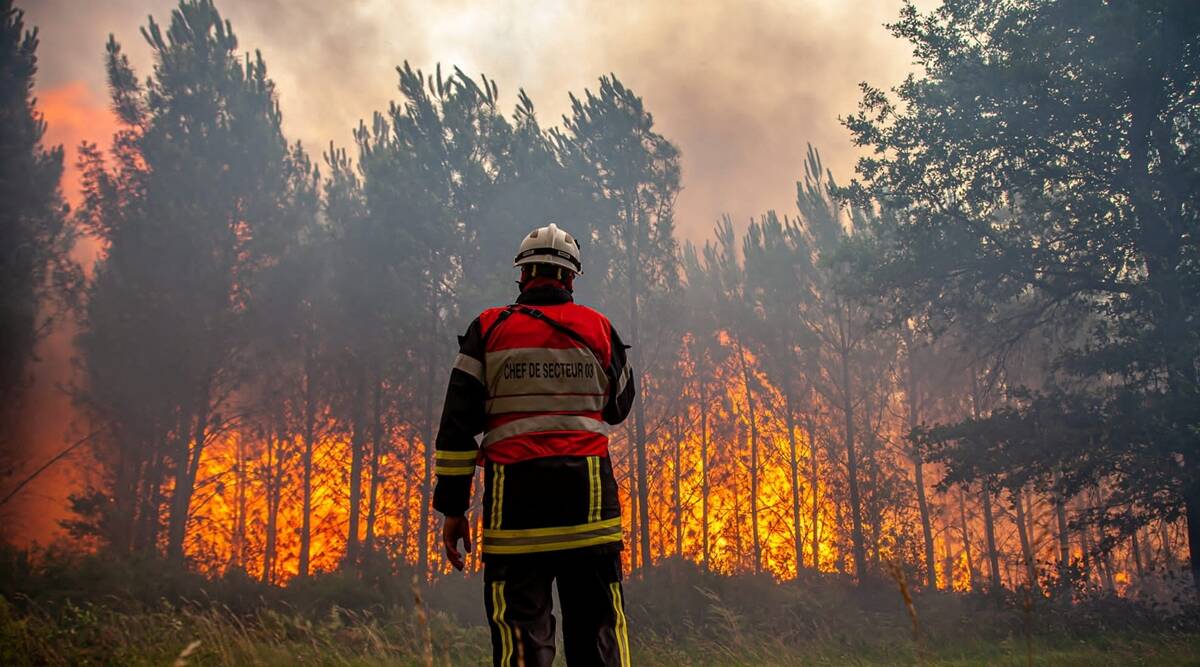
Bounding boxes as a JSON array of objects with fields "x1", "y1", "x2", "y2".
[{"x1": 26, "y1": 0, "x2": 917, "y2": 241}]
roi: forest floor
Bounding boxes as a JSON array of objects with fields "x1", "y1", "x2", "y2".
[
  {"x1": 2, "y1": 550, "x2": 1198, "y2": 666},
  {"x1": 3, "y1": 597, "x2": 1198, "y2": 666}
]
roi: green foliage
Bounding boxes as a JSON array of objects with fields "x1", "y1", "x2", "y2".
[
  {"x1": 74, "y1": 0, "x2": 312, "y2": 561},
  {"x1": 847, "y1": 0, "x2": 1200, "y2": 580}
]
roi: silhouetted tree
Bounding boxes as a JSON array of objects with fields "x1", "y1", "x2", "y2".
[
  {"x1": 558, "y1": 75, "x2": 681, "y2": 568},
  {"x1": 0, "y1": 0, "x2": 77, "y2": 454},
  {"x1": 74, "y1": 0, "x2": 303, "y2": 561},
  {"x1": 848, "y1": 0, "x2": 1200, "y2": 587}
]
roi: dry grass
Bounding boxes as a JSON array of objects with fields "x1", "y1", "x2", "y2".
[
  {"x1": 2, "y1": 592, "x2": 1198, "y2": 666},
  {"x1": 2, "y1": 551, "x2": 1198, "y2": 665}
]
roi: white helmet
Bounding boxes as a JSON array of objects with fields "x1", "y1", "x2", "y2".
[{"x1": 513, "y1": 223, "x2": 582, "y2": 275}]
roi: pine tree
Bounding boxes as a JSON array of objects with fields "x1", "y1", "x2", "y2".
[
  {"x1": 848, "y1": 0, "x2": 1200, "y2": 588},
  {"x1": 558, "y1": 75, "x2": 681, "y2": 569},
  {"x1": 0, "y1": 0, "x2": 76, "y2": 450},
  {"x1": 74, "y1": 0, "x2": 301, "y2": 561}
]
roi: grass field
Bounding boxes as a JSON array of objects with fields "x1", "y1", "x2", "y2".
[
  {"x1": 3, "y1": 595, "x2": 1198, "y2": 666},
  {"x1": 2, "y1": 551, "x2": 1197, "y2": 666}
]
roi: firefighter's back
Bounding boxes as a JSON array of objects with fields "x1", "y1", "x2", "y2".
[{"x1": 433, "y1": 223, "x2": 635, "y2": 667}]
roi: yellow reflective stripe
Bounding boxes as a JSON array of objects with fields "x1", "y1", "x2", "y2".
[
  {"x1": 610, "y1": 582, "x2": 630, "y2": 667},
  {"x1": 483, "y1": 532, "x2": 624, "y2": 555},
  {"x1": 491, "y1": 581, "x2": 512, "y2": 665},
  {"x1": 453, "y1": 353, "x2": 484, "y2": 383},
  {"x1": 483, "y1": 414, "x2": 607, "y2": 447},
  {"x1": 434, "y1": 449, "x2": 477, "y2": 476},
  {"x1": 434, "y1": 465, "x2": 474, "y2": 476},
  {"x1": 485, "y1": 516, "x2": 620, "y2": 539},
  {"x1": 481, "y1": 516, "x2": 623, "y2": 554},
  {"x1": 588, "y1": 457, "x2": 601, "y2": 523},
  {"x1": 490, "y1": 464, "x2": 505, "y2": 530}
]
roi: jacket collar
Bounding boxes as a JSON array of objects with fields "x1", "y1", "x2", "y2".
[{"x1": 516, "y1": 285, "x2": 574, "y2": 305}]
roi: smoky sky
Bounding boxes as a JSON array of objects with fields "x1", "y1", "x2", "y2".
[{"x1": 25, "y1": 0, "x2": 919, "y2": 242}]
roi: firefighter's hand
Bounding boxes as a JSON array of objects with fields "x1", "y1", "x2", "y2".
[{"x1": 442, "y1": 515, "x2": 471, "y2": 571}]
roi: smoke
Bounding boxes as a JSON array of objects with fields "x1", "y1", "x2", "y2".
[
  {"x1": 11, "y1": 0, "x2": 917, "y2": 546},
  {"x1": 25, "y1": 0, "x2": 917, "y2": 240},
  {"x1": 2, "y1": 79, "x2": 115, "y2": 545}
]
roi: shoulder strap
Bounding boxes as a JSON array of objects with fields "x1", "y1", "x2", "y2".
[
  {"x1": 488, "y1": 304, "x2": 607, "y2": 368},
  {"x1": 514, "y1": 306, "x2": 600, "y2": 353},
  {"x1": 480, "y1": 307, "x2": 516, "y2": 346}
]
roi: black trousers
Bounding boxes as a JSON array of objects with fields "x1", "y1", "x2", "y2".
[{"x1": 483, "y1": 550, "x2": 629, "y2": 667}]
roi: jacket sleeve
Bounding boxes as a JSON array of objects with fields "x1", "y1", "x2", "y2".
[
  {"x1": 602, "y1": 323, "x2": 636, "y2": 425},
  {"x1": 432, "y1": 317, "x2": 487, "y2": 517}
]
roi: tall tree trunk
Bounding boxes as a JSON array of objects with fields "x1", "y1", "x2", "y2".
[
  {"x1": 1132, "y1": 526, "x2": 1145, "y2": 578},
  {"x1": 785, "y1": 390, "x2": 803, "y2": 577},
  {"x1": 400, "y1": 453, "x2": 412, "y2": 561},
  {"x1": 806, "y1": 413, "x2": 821, "y2": 570},
  {"x1": 1159, "y1": 519, "x2": 1172, "y2": 567},
  {"x1": 1013, "y1": 487, "x2": 1038, "y2": 594},
  {"x1": 134, "y1": 448, "x2": 164, "y2": 553},
  {"x1": 840, "y1": 342, "x2": 867, "y2": 580},
  {"x1": 732, "y1": 429, "x2": 743, "y2": 571},
  {"x1": 699, "y1": 374, "x2": 710, "y2": 572},
  {"x1": 623, "y1": 200, "x2": 652, "y2": 571},
  {"x1": 735, "y1": 341, "x2": 761, "y2": 574},
  {"x1": 1128, "y1": 53, "x2": 1199, "y2": 592},
  {"x1": 262, "y1": 427, "x2": 281, "y2": 585},
  {"x1": 345, "y1": 373, "x2": 367, "y2": 567},
  {"x1": 364, "y1": 376, "x2": 384, "y2": 556},
  {"x1": 417, "y1": 306, "x2": 439, "y2": 580},
  {"x1": 297, "y1": 353, "x2": 316, "y2": 579},
  {"x1": 1185, "y1": 483, "x2": 1200, "y2": 590},
  {"x1": 233, "y1": 433, "x2": 246, "y2": 571},
  {"x1": 625, "y1": 419, "x2": 639, "y2": 571},
  {"x1": 1091, "y1": 490, "x2": 1116, "y2": 592},
  {"x1": 1080, "y1": 512, "x2": 1095, "y2": 585},
  {"x1": 981, "y1": 479, "x2": 1002, "y2": 590},
  {"x1": 672, "y1": 413, "x2": 682, "y2": 557},
  {"x1": 167, "y1": 387, "x2": 211, "y2": 565},
  {"x1": 959, "y1": 488, "x2": 977, "y2": 590},
  {"x1": 970, "y1": 370, "x2": 1001, "y2": 591},
  {"x1": 941, "y1": 519, "x2": 955, "y2": 591},
  {"x1": 1054, "y1": 474, "x2": 1071, "y2": 575},
  {"x1": 111, "y1": 441, "x2": 142, "y2": 553},
  {"x1": 906, "y1": 349, "x2": 937, "y2": 589},
  {"x1": 1100, "y1": 547, "x2": 1116, "y2": 592},
  {"x1": 863, "y1": 390, "x2": 882, "y2": 567},
  {"x1": 913, "y1": 454, "x2": 936, "y2": 588}
]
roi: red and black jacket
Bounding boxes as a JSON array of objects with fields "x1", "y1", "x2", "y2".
[{"x1": 433, "y1": 285, "x2": 635, "y2": 559}]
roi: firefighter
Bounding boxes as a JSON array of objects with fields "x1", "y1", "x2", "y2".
[{"x1": 433, "y1": 222, "x2": 636, "y2": 667}]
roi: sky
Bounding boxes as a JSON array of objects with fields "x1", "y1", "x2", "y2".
[
  {"x1": 9, "y1": 0, "x2": 921, "y2": 544},
  {"x1": 25, "y1": 0, "x2": 920, "y2": 241}
]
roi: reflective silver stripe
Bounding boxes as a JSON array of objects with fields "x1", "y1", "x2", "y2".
[
  {"x1": 482, "y1": 414, "x2": 607, "y2": 448},
  {"x1": 485, "y1": 346, "x2": 607, "y2": 398},
  {"x1": 453, "y1": 353, "x2": 484, "y2": 383},
  {"x1": 486, "y1": 393, "x2": 606, "y2": 414}
]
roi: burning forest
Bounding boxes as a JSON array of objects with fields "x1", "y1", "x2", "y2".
[{"x1": 2, "y1": 0, "x2": 1199, "y2": 664}]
